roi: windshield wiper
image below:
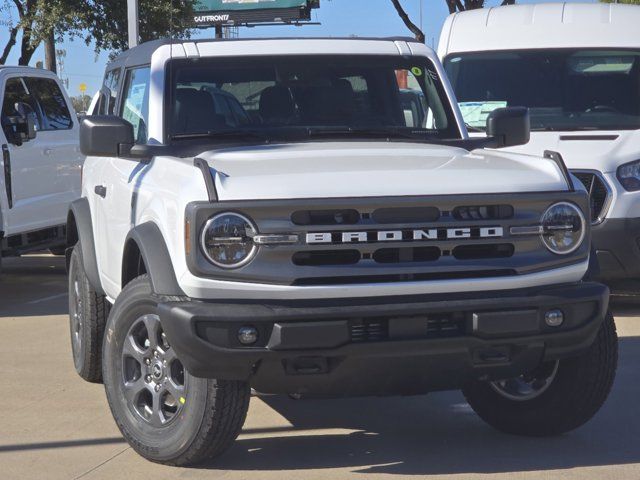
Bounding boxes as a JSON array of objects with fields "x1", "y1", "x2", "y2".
[
  {"x1": 306, "y1": 126, "x2": 430, "y2": 140},
  {"x1": 171, "y1": 130, "x2": 270, "y2": 141}
]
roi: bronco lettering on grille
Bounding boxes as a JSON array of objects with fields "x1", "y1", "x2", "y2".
[{"x1": 305, "y1": 227, "x2": 504, "y2": 244}]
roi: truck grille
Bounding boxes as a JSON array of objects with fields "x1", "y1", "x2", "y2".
[
  {"x1": 188, "y1": 192, "x2": 591, "y2": 286},
  {"x1": 350, "y1": 319, "x2": 388, "y2": 343},
  {"x1": 571, "y1": 171, "x2": 611, "y2": 224},
  {"x1": 349, "y1": 314, "x2": 466, "y2": 343}
]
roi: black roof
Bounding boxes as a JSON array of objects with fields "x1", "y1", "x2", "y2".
[{"x1": 106, "y1": 36, "x2": 422, "y2": 70}]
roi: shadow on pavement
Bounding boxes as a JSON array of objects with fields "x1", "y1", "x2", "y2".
[
  {"x1": 611, "y1": 295, "x2": 640, "y2": 317},
  {"x1": 0, "y1": 255, "x2": 68, "y2": 317},
  {"x1": 208, "y1": 335, "x2": 640, "y2": 475}
]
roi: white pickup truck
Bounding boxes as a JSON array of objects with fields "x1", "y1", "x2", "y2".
[{"x1": 0, "y1": 66, "x2": 82, "y2": 265}]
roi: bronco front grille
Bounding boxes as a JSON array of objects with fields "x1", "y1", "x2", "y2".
[
  {"x1": 188, "y1": 192, "x2": 591, "y2": 285},
  {"x1": 572, "y1": 171, "x2": 612, "y2": 224}
]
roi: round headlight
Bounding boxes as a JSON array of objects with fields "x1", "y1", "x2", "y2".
[
  {"x1": 201, "y1": 213, "x2": 258, "y2": 268},
  {"x1": 617, "y1": 159, "x2": 640, "y2": 192},
  {"x1": 540, "y1": 202, "x2": 586, "y2": 255}
]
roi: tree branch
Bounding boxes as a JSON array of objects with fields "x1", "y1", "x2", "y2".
[
  {"x1": 390, "y1": 0, "x2": 425, "y2": 43},
  {"x1": 0, "y1": 25, "x2": 18, "y2": 64}
]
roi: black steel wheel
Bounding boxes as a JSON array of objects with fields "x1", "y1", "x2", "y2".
[
  {"x1": 103, "y1": 275, "x2": 250, "y2": 466},
  {"x1": 68, "y1": 243, "x2": 109, "y2": 383},
  {"x1": 463, "y1": 311, "x2": 618, "y2": 436}
]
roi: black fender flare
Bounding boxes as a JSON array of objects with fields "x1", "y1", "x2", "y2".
[
  {"x1": 68, "y1": 198, "x2": 105, "y2": 295},
  {"x1": 125, "y1": 222, "x2": 185, "y2": 296}
]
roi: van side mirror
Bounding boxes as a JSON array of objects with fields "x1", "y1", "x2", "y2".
[
  {"x1": 486, "y1": 107, "x2": 530, "y2": 148},
  {"x1": 80, "y1": 115, "x2": 134, "y2": 157}
]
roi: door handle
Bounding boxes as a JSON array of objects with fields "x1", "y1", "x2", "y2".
[{"x1": 94, "y1": 185, "x2": 107, "y2": 198}]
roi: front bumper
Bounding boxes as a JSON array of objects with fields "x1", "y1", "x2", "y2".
[
  {"x1": 592, "y1": 218, "x2": 640, "y2": 284},
  {"x1": 159, "y1": 281, "x2": 608, "y2": 397}
]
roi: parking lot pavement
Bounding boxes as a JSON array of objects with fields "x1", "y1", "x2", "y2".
[{"x1": 1, "y1": 255, "x2": 639, "y2": 480}]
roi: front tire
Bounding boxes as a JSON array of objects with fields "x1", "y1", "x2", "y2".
[
  {"x1": 463, "y1": 311, "x2": 618, "y2": 436},
  {"x1": 102, "y1": 275, "x2": 250, "y2": 466},
  {"x1": 68, "y1": 243, "x2": 110, "y2": 383}
]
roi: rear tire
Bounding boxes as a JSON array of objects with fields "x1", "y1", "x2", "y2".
[
  {"x1": 68, "y1": 243, "x2": 110, "y2": 383},
  {"x1": 463, "y1": 311, "x2": 618, "y2": 436},
  {"x1": 103, "y1": 275, "x2": 250, "y2": 466}
]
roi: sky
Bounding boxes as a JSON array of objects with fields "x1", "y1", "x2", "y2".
[{"x1": 0, "y1": 0, "x2": 597, "y2": 97}]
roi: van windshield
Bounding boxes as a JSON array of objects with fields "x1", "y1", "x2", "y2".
[
  {"x1": 167, "y1": 55, "x2": 461, "y2": 142},
  {"x1": 444, "y1": 49, "x2": 640, "y2": 132}
]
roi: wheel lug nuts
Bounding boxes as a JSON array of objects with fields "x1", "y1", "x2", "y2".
[
  {"x1": 145, "y1": 375, "x2": 151, "y2": 383},
  {"x1": 155, "y1": 385, "x2": 161, "y2": 392},
  {"x1": 144, "y1": 358, "x2": 151, "y2": 365},
  {"x1": 153, "y1": 351, "x2": 159, "y2": 358}
]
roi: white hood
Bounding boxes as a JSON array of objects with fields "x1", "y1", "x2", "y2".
[
  {"x1": 198, "y1": 142, "x2": 570, "y2": 201},
  {"x1": 503, "y1": 130, "x2": 640, "y2": 173}
]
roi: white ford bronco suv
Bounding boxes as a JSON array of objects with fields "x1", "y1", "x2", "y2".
[
  {"x1": 439, "y1": 2, "x2": 640, "y2": 292},
  {"x1": 0, "y1": 66, "x2": 82, "y2": 265},
  {"x1": 68, "y1": 38, "x2": 617, "y2": 466}
]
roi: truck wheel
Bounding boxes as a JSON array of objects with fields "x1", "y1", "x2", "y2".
[
  {"x1": 102, "y1": 275, "x2": 250, "y2": 466},
  {"x1": 68, "y1": 244, "x2": 110, "y2": 383},
  {"x1": 463, "y1": 311, "x2": 618, "y2": 436}
]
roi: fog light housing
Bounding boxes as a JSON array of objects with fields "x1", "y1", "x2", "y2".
[
  {"x1": 238, "y1": 326, "x2": 259, "y2": 345},
  {"x1": 545, "y1": 309, "x2": 564, "y2": 327}
]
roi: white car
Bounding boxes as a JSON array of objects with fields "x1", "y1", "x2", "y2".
[
  {"x1": 438, "y1": 2, "x2": 640, "y2": 292},
  {"x1": 0, "y1": 66, "x2": 82, "y2": 264},
  {"x1": 68, "y1": 38, "x2": 616, "y2": 466}
]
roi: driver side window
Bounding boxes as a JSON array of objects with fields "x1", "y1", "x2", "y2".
[{"x1": 1, "y1": 78, "x2": 42, "y2": 142}]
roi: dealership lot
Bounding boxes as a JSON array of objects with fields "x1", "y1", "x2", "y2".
[{"x1": 1, "y1": 254, "x2": 639, "y2": 480}]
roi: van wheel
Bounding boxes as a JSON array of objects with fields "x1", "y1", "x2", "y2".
[
  {"x1": 68, "y1": 244, "x2": 110, "y2": 383},
  {"x1": 103, "y1": 275, "x2": 250, "y2": 466},
  {"x1": 463, "y1": 311, "x2": 618, "y2": 436}
]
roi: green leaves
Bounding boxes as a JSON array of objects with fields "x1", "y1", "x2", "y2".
[{"x1": 79, "y1": 0, "x2": 196, "y2": 55}]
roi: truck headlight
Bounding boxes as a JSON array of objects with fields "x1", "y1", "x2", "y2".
[
  {"x1": 200, "y1": 213, "x2": 258, "y2": 268},
  {"x1": 540, "y1": 202, "x2": 586, "y2": 255},
  {"x1": 617, "y1": 159, "x2": 640, "y2": 191}
]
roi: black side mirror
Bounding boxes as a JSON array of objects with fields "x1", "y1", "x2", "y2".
[
  {"x1": 3, "y1": 102, "x2": 37, "y2": 145},
  {"x1": 80, "y1": 115, "x2": 134, "y2": 157},
  {"x1": 486, "y1": 107, "x2": 530, "y2": 148}
]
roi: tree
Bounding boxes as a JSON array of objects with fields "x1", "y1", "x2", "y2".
[
  {"x1": 0, "y1": 0, "x2": 82, "y2": 68},
  {"x1": 390, "y1": 0, "x2": 516, "y2": 43},
  {"x1": 77, "y1": 0, "x2": 196, "y2": 56},
  {"x1": 600, "y1": 0, "x2": 640, "y2": 3},
  {"x1": 0, "y1": 0, "x2": 196, "y2": 69},
  {"x1": 446, "y1": 0, "x2": 515, "y2": 14},
  {"x1": 70, "y1": 94, "x2": 92, "y2": 113}
]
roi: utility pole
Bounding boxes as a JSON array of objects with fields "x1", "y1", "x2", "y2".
[
  {"x1": 128, "y1": 0, "x2": 140, "y2": 48},
  {"x1": 44, "y1": 30, "x2": 57, "y2": 74}
]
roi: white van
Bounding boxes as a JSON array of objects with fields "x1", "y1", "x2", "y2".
[{"x1": 438, "y1": 2, "x2": 640, "y2": 291}]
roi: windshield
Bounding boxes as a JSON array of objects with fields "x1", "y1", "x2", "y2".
[
  {"x1": 168, "y1": 55, "x2": 461, "y2": 142},
  {"x1": 444, "y1": 49, "x2": 640, "y2": 132}
]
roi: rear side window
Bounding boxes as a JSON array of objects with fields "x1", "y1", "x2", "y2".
[
  {"x1": 103, "y1": 68, "x2": 122, "y2": 115},
  {"x1": 121, "y1": 67, "x2": 151, "y2": 143},
  {"x1": 24, "y1": 77, "x2": 72, "y2": 130}
]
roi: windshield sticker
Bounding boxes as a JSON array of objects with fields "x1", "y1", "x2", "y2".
[
  {"x1": 458, "y1": 101, "x2": 508, "y2": 128},
  {"x1": 411, "y1": 67, "x2": 423, "y2": 77}
]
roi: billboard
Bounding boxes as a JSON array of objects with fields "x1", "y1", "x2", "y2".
[{"x1": 193, "y1": 0, "x2": 320, "y2": 26}]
